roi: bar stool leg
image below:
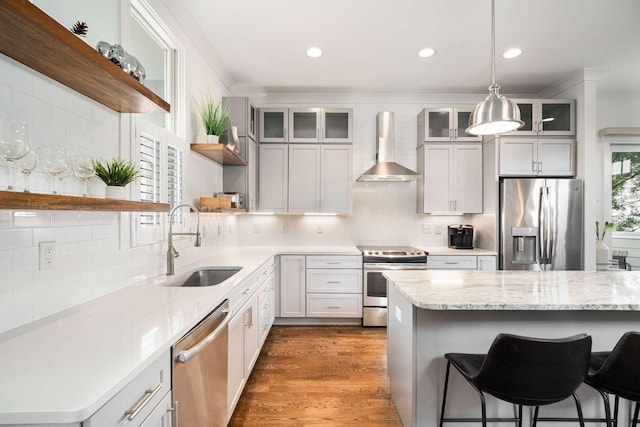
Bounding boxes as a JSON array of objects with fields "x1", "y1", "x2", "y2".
[
  {"x1": 632, "y1": 402, "x2": 639, "y2": 427},
  {"x1": 517, "y1": 404, "x2": 522, "y2": 427},
  {"x1": 571, "y1": 392, "x2": 586, "y2": 427},
  {"x1": 476, "y1": 388, "x2": 487, "y2": 427},
  {"x1": 439, "y1": 362, "x2": 451, "y2": 427},
  {"x1": 593, "y1": 388, "x2": 613, "y2": 427},
  {"x1": 613, "y1": 395, "x2": 619, "y2": 427},
  {"x1": 532, "y1": 406, "x2": 540, "y2": 427}
]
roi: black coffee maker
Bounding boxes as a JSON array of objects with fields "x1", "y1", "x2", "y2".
[{"x1": 448, "y1": 225, "x2": 474, "y2": 249}]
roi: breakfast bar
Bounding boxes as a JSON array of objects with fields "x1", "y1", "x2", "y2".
[{"x1": 385, "y1": 270, "x2": 640, "y2": 427}]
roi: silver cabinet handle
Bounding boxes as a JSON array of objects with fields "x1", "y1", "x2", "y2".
[
  {"x1": 124, "y1": 383, "x2": 163, "y2": 421},
  {"x1": 532, "y1": 161, "x2": 537, "y2": 173},
  {"x1": 327, "y1": 281, "x2": 342, "y2": 284},
  {"x1": 327, "y1": 261, "x2": 341, "y2": 265},
  {"x1": 167, "y1": 400, "x2": 179, "y2": 427},
  {"x1": 538, "y1": 161, "x2": 542, "y2": 174},
  {"x1": 327, "y1": 306, "x2": 341, "y2": 309},
  {"x1": 444, "y1": 262, "x2": 460, "y2": 265},
  {"x1": 245, "y1": 306, "x2": 253, "y2": 328},
  {"x1": 176, "y1": 311, "x2": 231, "y2": 363},
  {"x1": 242, "y1": 287, "x2": 251, "y2": 295}
]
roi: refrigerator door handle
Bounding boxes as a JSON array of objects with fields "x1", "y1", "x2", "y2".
[
  {"x1": 538, "y1": 187, "x2": 545, "y2": 268},
  {"x1": 546, "y1": 187, "x2": 554, "y2": 264}
]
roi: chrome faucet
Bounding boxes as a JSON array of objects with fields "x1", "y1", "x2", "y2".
[{"x1": 167, "y1": 203, "x2": 201, "y2": 275}]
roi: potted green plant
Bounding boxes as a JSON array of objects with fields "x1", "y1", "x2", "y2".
[
  {"x1": 196, "y1": 92, "x2": 231, "y2": 143},
  {"x1": 93, "y1": 158, "x2": 141, "y2": 199}
]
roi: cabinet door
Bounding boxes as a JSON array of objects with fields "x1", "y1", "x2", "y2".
[
  {"x1": 453, "y1": 108, "x2": 482, "y2": 141},
  {"x1": 223, "y1": 97, "x2": 256, "y2": 140},
  {"x1": 421, "y1": 145, "x2": 453, "y2": 212},
  {"x1": 139, "y1": 392, "x2": 173, "y2": 427},
  {"x1": 244, "y1": 292, "x2": 260, "y2": 376},
  {"x1": 505, "y1": 99, "x2": 537, "y2": 135},
  {"x1": 321, "y1": 145, "x2": 352, "y2": 214},
  {"x1": 248, "y1": 99, "x2": 257, "y2": 140},
  {"x1": 452, "y1": 144, "x2": 483, "y2": 213},
  {"x1": 538, "y1": 139, "x2": 575, "y2": 176},
  {"x1": 499, "y1": 138, "x2": 537, "y2": 176},
  {"x1": 259, "y1": 144, "x2": 288, "y2": 212},
  {"x1": 259, "y1": 108, "x2": 288, "y2": 142},
  {"x1": 423, "y1": 108, "x2": 453, "y2": 141},
  {"x1": 477, "y1": 255, "x2": 497, "y2": 270},
  {"x1": 288, "y1": 145, "x2": 321, "y2": 212},
  {"x1": 227, "y1": 310, "x2": 245, "y2": 417},
  {"x1": 323, "y1": 108, "x2": 352, "y2": 143},
  {"x1": 539, "y1": 100, "x2": 575, "y2": 136},
  {"x1": 280, "y1": 255, "x2": 306, "y2": 317},
  {"x1": 246, "y1": 138, "x2": 257, "y2": 211},
  {"x1": 427, "y1": 255, "x2": 478, "y2": 269},
  {"x1": 289, "y1": 108, "x2": 321, "y2": 142}
]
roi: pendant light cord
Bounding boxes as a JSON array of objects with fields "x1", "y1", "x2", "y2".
[{"x1": 491, "y1": 0, "x2": 496, "y2": 87}]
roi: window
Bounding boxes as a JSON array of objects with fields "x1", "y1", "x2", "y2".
[
  {"x1": 139, "y1": 132, "x2": 161, "y2": 228},
  {"x1": 611, "y1": 145, "x2": 640, "y2": 233}
]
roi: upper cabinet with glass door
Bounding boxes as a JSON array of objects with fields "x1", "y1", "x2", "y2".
[
  {"x1": 259, "y1": 108, "x2": 289, "y2": 143},
  {"x1": 417, "y1": 107, "x2": 482, "y2": 144},
  {"x1": 506, "y1": 99, "x2": 575, "y2": 136},
  {"x1": 260, "y1": 107, "x2": 353, "y2": 143}
]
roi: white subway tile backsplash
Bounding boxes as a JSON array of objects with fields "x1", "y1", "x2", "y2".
[
  {"x1": 65, "y1": 226, "x2": 93, "y2": 242},
  {"x1": 51, "y1": 106, "x2": 81, "y2": 130},
  {"x1": 32, "y1": 78, "x2": 68, "y2": 106},
  {"x1": 33, "y1": 227, "x2": 67, "y2": 244},
  {"x1": 0, "y1": 58, "x2": 33, "y2": 95},
  {"x1": 0, "y1": 211, "x2": 10, "y2": 229},
  {"x1": 32, "y1": 118, "x2": 66, "y2": 143},
  {"x1": 0, "y1": 250, "x2": 11, "y2": 271},
  {"x1": 12, "y1": 247, "x2": 38, "y2": 269},
  {"x1": 0, "y1": 305, "x2": 32, "y2": 334},
  {"x1": 50, "y1": 211, "x2": 80, "y2": 227},
  {"x1": 0, "y1": 229, "x2": 33, "y2": 250},
  {"x1": 91, "y1": 224, "x2": 119, "y2": 240},
  {"x1": 78, "y1": 239, "x2": 105, "y2": 256},
  {"x1": 0, "y1": 291, "x2": 12, "y2": 313},
  {"x1": 12, "y1": 210, "x2": 51, "y2": 228},
  {"x1": 0, "y1": 83, "x2": 12, "y2": 108},
  {"x1": 13, "y1": 282, "x2": 51, "y2": 307},
  {"x1": 33, "y1": 295, "x2": 67, "y2": 321}
]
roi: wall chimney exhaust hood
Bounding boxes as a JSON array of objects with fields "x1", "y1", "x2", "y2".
[{"x1": 357, "y1": 112, "x2": 420, "y2": 182}]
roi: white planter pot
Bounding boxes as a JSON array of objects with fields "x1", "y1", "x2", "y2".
[
  {"x1": 206, "y1": 134, "x2": 220, "y2": 144},
  {"x1": 596, "y1": 240, "x2": 610, "y2": 265},
  {"x1": 105, "y1": 185, "x2": 128, "y2": 200}
]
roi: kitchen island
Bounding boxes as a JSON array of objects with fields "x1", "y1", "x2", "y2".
[{"x1": 385, "y1": 270, "x2": 640, "y2": 427}]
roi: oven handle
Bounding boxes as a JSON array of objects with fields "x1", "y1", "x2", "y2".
[{"x1": 364, "y1": 264, "x2": 428, "y2": 271}]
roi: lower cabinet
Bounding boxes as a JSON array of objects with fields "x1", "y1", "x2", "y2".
[
  {"x1": 83, "y1": 350, "x2": 173, "y2": 427},
  {"x1": 427, "y1": 255, "x2": 497, "y2": 270},
  {"x1": 227, "y1": 258, "x2": 275, "y2": 422},
  {"x1": 279, "y1": 254, "x2": 363, "y2": 319}
]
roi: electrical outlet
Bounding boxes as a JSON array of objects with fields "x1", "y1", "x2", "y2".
[
  {"x1": 435, "y1": 224, "x2": 443, "y2": 235},
  {"x1": 281, "y1": 223, "x2": 288, "y2": 233},
  {"x1": 39, "y1": 241, "x2": 56, "y2": 270},
  {"x1": 316, "y1": 224, "x2": 323, "y2": 234},
  {"x1": 422, "y1": 224, "x2": 433, "y2": 234},
  {"x1": 252, "y1": 224, "x2": 260, "y2": 233},
  {"x1": 217, "y1": 225, "x2": 221, "y2": 236}
]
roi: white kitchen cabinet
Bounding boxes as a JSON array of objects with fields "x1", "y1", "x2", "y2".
[
  {"x1": 259, "y1": 144, "x2": 288, "y2": 212},
  {"x1": 227, "y1": 307, "x2": 245, "y2": 418},
  {"x1": 306, "y1": 293, "x2": 363, "y2": 317},
  {"x1": 139, "y1": 391, "x2": 173, "y2": 427},
  {"x1": 287, "y1": 144, "x2": 353, "y2": 214},
  {"x1": 505, "y1": 99, "x2": 575, "y2": 136},
  {"x1": 322, "y1": 108, "x2": 353, "y2": 143},
  {"x1": 499, "y1": 138, "x2": 575, "y2": 176},
  {"x1": 306, "y1": 269, "x2": 362, "y2": 293},
  {"x1": 289, "y1": 107, "x2": 322, "y2": 142},
  {"x1": 304, "y1": 255, "x2": 362, "y2": 318},
  {"x1": 243, "y1": 291, "x2": 260, "y2": 377},
  {"x1": 477, "y1": 255, "x2": 497, "y2": 270},
  {"x1": 417, "y1": 107, "x2": 482, "y2": 142},
  {"x1": 257, "y1": 261, "x2": 275, "y2": 346},
  {"x1": 223, "y1": 96, "x2": 257, "y2": 141},
  {"x1": 84, "y1": 351, "x2": 172, "y2": 427},
  {"x1": 279, "y1": 255, "x2": 306, "y2": 317},
  {"x1": 259, "y1": 108, "x2": 288, "y2": 142},
  {"x1": 416, "y1": 144, "x2": 483, "y2": 214}
]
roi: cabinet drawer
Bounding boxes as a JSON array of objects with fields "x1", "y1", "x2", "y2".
[
  {"x1": 427, "y1": 255, "x2": 477, "y2": 269},
  {"x1": 257, "y1": 259, "x2": 274, "y2": 286},
  {"x1": 84, "y1": 350, "x2": 171, "y2": 427},
  {"x1": 306, "y1": 269, "x2": 362, "y2": 293},
  {"x1": 306, "y1": 255, "x2": 362, "y2": 269},
  {"x1": 306, "y1": 294, "x2": 363, "y2": 317}
]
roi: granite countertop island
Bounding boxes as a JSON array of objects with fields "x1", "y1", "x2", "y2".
[{"x1": 384, "y1": 270, "x2": 640, "y2": 427}]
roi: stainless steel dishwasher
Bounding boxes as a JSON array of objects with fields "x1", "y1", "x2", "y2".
[{"x1": 172, "y1": 299, "x2": 230, "y2": 426}]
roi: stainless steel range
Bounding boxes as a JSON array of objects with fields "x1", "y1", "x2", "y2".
[{"x1": 357, "y1": 246, "x2": 428, "y2": 327}]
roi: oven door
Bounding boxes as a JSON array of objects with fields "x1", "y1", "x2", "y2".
[{"x1": 363, "y1": 263, "x2": 427, "y2": 306}]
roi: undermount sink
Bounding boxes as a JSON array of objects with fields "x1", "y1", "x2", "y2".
[{"x1": 166, "y1": 267, "x2": 242, "y2": 287}]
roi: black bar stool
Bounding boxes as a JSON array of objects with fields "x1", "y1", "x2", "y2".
[
  {"x1": 585, "y1": 331, "x2": 640, "y2": 427},
  {"x1": 439, "y1": 333, "x2": 592, "y2": 427}
]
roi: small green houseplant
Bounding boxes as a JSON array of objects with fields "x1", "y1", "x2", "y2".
[
  {"x1": 196, "y1": 92, "x2": 230, "y2": 143},
  {"x1": 93, "y1": 158, "x2": 140, "y2": 199}
]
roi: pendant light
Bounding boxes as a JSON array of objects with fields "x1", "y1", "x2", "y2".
[{"x1": 466, "y1": 0, "x2": 524, "y2": 136}]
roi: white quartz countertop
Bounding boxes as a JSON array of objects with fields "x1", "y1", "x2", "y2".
[
  {"x1": 0, "y1": 246, "x2": 359, "y2": 425},
  {"x1": 385, "y1": 270, "x2": 640, "y2": 310},
  {"x1": 420, "y1": 246, "x2": 498, "y2": 255}
]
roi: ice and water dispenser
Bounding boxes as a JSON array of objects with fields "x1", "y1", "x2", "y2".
[{"x1": 511, "y1": 226, "x2": 537, "y2": 264}]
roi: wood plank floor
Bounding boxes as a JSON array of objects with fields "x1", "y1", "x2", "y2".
[{"x1": 229, "y1": 326, "x2": 403, "y2": 426}]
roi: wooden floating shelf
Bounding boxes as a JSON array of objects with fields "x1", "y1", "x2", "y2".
[
  {"x1": 0, "y1": 191, "x2": 170, "y2": 212},
  {"x1": 191, "y1": 144, "x2": 248, "y2": 166},
  {"x1": 0, "y1": 0, "x2": 170, "y2": 114},
  {"x1": 199, "y1": 207, "x2": 247, "y2": 214}
]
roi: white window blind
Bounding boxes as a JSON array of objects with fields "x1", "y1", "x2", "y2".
[
  {"x1": 139, "y1": 132, "x2": 161, "y2": 228},
  {"x1": 167, "y1": 144, "x2": 183, "y2": 224}
]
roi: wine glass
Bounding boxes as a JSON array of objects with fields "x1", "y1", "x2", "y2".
[
  {"x1": 72, "y1": 154, "x2": 95, "y2": 197},
  {"x1": 0, "y1": 119, "x2": 31, "y2": 190},
  {"x1": 41, "y1": 146, "x2": 70, "y2": 194},
  {"x1": 15, "y1": 150, "x2": 38, "y2": 193}
]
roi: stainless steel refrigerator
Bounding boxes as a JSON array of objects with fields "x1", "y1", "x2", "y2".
[{"x1": 500, "y1": 178, "x2": 583, "y2": 270}]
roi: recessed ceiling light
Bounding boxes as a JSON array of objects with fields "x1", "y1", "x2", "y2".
[
  {"x1": 502, "y1": 48, "x2": 522, "y2": 59},
  {"x1": 418, "y1": 48, "x2": 436, "y2": 58},
  {"x1": 306, "y1": 47, "x2": 323, "y2": 58}
]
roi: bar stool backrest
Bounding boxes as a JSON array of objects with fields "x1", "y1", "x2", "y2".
[
  {"x1": 473, "y1": 333, "x2": 592, "y2": 406},
  {"x1": 590, "y1": 331, "x2": 640, "y2": 401}
]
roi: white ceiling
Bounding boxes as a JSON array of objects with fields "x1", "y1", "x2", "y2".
[{"x1": 170, "y1": 0, "x2": 640, "y2": 96}]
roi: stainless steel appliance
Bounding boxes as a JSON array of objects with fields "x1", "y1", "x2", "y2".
[
  {"x1": 173, "y1": 299, "x2": 231, "y2": 426},
  {"x1": 448, "y1": 224, "x2": 474, "y2": 249},
  {"x1": 358, "y1": 246, "x2": 428, "y2": 326},
  {"x1": 500, "y1": 178, "x2": 583, "y2": 270}
]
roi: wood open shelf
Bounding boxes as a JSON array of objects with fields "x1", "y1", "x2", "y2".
[
  {"x1": 199, "y1": 207, "x2": 246, "y2": 214},
  {"x1": 0, "y1": 0, "x2": 170, "y2": 114},
  {"x1": 191, "y1": 144, "x2": 248, "y2": 166},
  {"x1": 0, "y1": 191, "x2": 169, "y2": 212}
]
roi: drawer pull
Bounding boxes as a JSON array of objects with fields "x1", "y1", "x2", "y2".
[
  {"x1": 242, "y1": 288, "x2": 251, "y2": 295},
  {"x1": 444, "y1": 262, "x2": 460, "y2": 265},
  {"x1": 327, "y1": 262, "x2": 341, "y2": 265},
  {"x1": 167, "y1": 400, "x2": 179, "y2": 427},
  {"x1": 124, "y1": 383, "x2": 163, "y2": 421},
  {"x1": 327, "y1": 306, "x2": 341, "y2": 309},
  {"x1": 326, "y1": 281, "x2": 342, "y2": 284}
]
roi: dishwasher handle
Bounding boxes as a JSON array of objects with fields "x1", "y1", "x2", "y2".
[{"x1": 175, "y1": 309, "x2": 231, "y2": 363}]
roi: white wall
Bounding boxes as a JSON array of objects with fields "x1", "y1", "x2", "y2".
[{"x1": 0, "y1": 0, "x2": 234, "y2": 333}]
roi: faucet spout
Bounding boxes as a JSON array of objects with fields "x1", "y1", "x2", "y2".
[{"x1": 167, "y1": 203, "x2": 201, "y2": 275}]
